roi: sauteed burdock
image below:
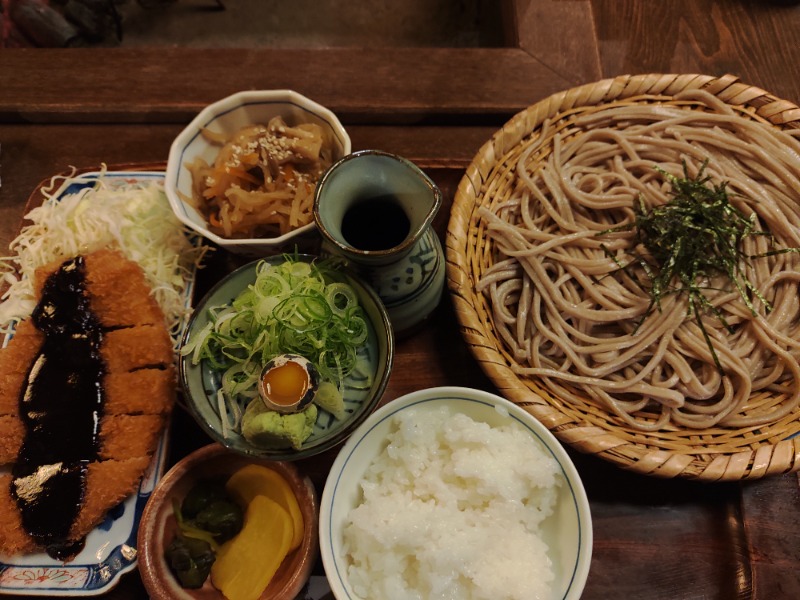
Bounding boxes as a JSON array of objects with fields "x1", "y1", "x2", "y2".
[{"x1": 183, "y1": 116, "x2": 335, "y2": 239}]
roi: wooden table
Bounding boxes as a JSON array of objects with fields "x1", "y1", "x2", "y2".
[{"x1": 1, "y1": 1, "x2": 799, "y2": 598}]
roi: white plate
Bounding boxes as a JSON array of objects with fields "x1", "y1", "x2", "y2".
[{"x1": 0, "y1": 171, "x2": 197, "y2": 596}]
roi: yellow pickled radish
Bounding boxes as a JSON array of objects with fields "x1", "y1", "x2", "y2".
[
  {"x1": 210, "y1": 495, "x2": 293, "y2": 600},
  {"x1": 225, "y1": 464, "x2": 304, "y2": 550}
]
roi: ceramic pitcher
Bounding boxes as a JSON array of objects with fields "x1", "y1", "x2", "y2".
[{"x1": 313, "y1": 150, "x2": 445, "y2": 336}]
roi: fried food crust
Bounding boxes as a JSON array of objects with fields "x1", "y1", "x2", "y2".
[
  {"x1": 34, "y1": 249, "x2": 164, "y2": 329},
  {"x1": 0, "y1": 249, "x2": 177, "y2": 558},
  {"x1": 101, "y1": 325, "x2": 174, "y2": 373}
]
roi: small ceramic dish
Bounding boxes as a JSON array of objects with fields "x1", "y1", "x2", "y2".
[
  {"x1": 138, "y1": 444, "x2": 319, "y2": 600},
  {"x1": 319, "y1": 386, "x2": 593, "y2": 600},
  {"x1": 313, "y1": 149, "x2": 446, "y2": 336},
  {"x1": 179, "y1": 254, "x2": 394, "y2": 461},
  {"x1": 165, "y1": 89, "x2": 351, "y2": 255}
]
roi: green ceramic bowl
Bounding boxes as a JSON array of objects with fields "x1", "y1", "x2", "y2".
[{"x1": 179, "y1": 254, "x2": 394, "y2": 460}]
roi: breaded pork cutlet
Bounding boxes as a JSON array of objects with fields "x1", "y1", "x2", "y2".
[
  {"x1": 0, "y1": 473, "x2": 39, "y2": 556},
  {"x1": 103, "y1": 369, "x2": 175, "y2": 416},
  {"x1": 0, "y1": 416, "x2": 24, "y2": 466},
  {"x1": 68, "y1": 457, "x2": 154, "y2": 544},
  {"x1": 0, "y1": 320, "x2": 43, "y2": 418},
  {"x1": 0, "y1": 457, "x2": 152, "y2": 557},
  {"x1": 98, "y1": 414, "x2": 166, "y2": 461},
  {"x1": 0, "y1": 248, "x2": 177, "y2": 559},
  {"x1": 33, "y1": 248, "x2": 164, "y2": 329},
  {"x1": 0, "y1": 320, "x2": 45, "y2": 468},
  {"x1": 0, "y1": 413, "x2": 166, "y2": 468},
  {"x1": 101, "y1": 324, "x2": 174, "y2": 373}
]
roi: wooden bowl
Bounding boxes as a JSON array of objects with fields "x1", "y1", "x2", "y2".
[{"x1": 137, "y1": 443, "x2": 319, "y2": 599}]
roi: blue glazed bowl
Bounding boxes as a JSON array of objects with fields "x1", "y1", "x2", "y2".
[{"x1": 179, "y1": 254, "x2": 394, "y2": 461}]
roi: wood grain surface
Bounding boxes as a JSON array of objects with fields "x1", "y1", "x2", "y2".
[{"x1": 1, "y1": 1, "x2": 799, "y2": 598}]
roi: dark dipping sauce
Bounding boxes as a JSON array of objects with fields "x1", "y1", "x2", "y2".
[
  {"x1": 340, "y1": 195, "x2": 411, "y2": 251},
  {"x1": 11, "y1": 256, "x2": 105, "y2": 560}
]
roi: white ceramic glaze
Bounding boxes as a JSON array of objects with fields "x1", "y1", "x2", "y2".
[
  {"x1": 165, "y1": 90, "x2": 351, "y2": 256},
  {"x1": 313, "y1": 150, "x2": 446, "y2": 336},
  {"x1": 319, "y1": 387, "x2": 593, "y2": 600}
]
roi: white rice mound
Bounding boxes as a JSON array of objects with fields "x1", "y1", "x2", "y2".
[{"x1": 342, "y1": 404, "x2": 562, "y2": 600}]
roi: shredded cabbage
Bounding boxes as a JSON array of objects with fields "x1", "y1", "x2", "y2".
[
  {"x1": 181, "y1": 256, "x2": 371, "y2": 431},
  {"x1": 0, "y1": 167, "x2": 209, "y2": 344}
]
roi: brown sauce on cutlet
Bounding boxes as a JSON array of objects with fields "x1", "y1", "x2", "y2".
[{"x1": 11, "y1": 256, "x2": 105, "y2": 560}]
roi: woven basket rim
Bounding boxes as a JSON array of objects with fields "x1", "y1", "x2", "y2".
[{"x1": 445, "y1": 73, "x2": 800, "y2": 482}]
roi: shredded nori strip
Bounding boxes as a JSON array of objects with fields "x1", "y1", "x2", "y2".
[{"x1": 599, "y1": 160, "x2": 799, "y2": 373}]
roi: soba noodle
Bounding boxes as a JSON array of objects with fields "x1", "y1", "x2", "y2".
[{"x1": 478, "y1": 89, "x2": 800, "y2": 431}]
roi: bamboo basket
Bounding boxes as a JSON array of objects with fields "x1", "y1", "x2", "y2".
[{"x1": 446, "y1": 73, "x2": 800, "y2": 481}]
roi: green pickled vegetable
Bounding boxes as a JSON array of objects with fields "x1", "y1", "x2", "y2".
[
  {"x1": 181, "y1": 479, "x2": 228, "y2": 519},
  {"x1": 165, "y1": 535, "x2": 216, "y2": 589},
  {"x1": 165, "y1": 480, "x2": 246, "y2": 589},
  {"x1": 194, "y1": 500, "x2": 244, "y2": 543}
]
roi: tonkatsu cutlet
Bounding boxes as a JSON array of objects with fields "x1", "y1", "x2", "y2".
[
  {"x1": 0, "y1": 371, "x2": 174, "y2": 466},
  {"x1": 0, "y1": 248, "x2": 177, "y2": 559},
  {"x1": 0, "y1": 414, "x2": 166, "y2": 466},
  {"x1": 0, "y1": 328, "x2": 173, "y2": 420},
  {"x1": 101, "y1": 324, "x2": 174, "y2": 373},
  {"x1": 0, "y1": 320, "x2": 44, "y2": 417},
  {"x1": 0, "y1": 416, "x2": 24, "y2": 467},
  {"x1": 103, "y1": 369, "x2": 175, "y2": 415},
  {"x1": 33, "y1": 248, "x2": 165, "y2": 329},
  {"x1": 0, "y1": 354, "x2": 174, "y2": 467},
  {"x1": 0, "y1": 473, "x2": 36, "y2": 556},
  {"x1": 0, "y1": 457, "x2": 152, "y2": 557},
  {"x1": 68, "y1": 456, "x2": 154, "y2": 543}
]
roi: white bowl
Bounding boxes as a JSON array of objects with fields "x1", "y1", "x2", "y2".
[
  {"x1": 165, "y1": 90, "x2": 351, "y2": 255},
  {"x1": 319, "y1": 386, "x2": 593, "y2": 600}
]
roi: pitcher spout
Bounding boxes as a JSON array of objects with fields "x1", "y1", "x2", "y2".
[{"x1": 313, "y1": 150, "x2": 446, "y2": 336}]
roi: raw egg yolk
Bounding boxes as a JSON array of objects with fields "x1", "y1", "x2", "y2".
[{"x1": 262, "y1": 360, "x2": 309, "y2": 407}]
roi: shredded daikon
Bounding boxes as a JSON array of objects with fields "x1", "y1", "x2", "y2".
[{"x1": 0, "y1": 168, "x2": 209, "y2": 344}]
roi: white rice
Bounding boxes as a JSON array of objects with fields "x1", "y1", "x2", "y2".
[{"x1": 342, "y1": 404, "x2": 562, "y2": 600}]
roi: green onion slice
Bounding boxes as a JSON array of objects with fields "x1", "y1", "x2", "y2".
[{"x1": 181, "y1": 256, "x2": 373, "y2": 433}]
